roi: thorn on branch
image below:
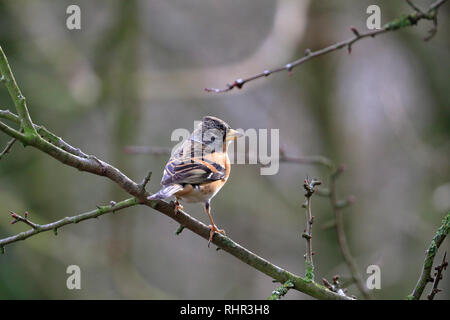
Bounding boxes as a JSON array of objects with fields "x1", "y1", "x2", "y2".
[
  {"x1": 350, "y1": 26, "x2": 360, "y2": 37},
  {"x1": 175, "y1": 224, "x2": 185, "y2": 235},
  {"x1": 139, "y1": 171, "x2": 152, "y2": 195}
]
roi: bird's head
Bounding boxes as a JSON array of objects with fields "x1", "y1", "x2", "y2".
[{"x1": 191, "y1": 116, "x2": 243, "y2": 152}]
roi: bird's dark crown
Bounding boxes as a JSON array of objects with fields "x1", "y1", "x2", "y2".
[{"x1": 202, "y1": 116, "x2": 230, "y2": 135}]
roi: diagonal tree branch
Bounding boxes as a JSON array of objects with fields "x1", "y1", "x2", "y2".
[
  {"x1": 409, "y1": 211, "x2": 450, "y2": 300},
  {"x1": 204, "y1": 0, "x2": 447, "y2": 93}
]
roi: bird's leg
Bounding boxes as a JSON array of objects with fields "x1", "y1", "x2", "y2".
[
  {"x1": 174, "y1": 199, "x2": 183, "y2": 215},
  {"x1": 204, "y1": 200, "x2": 225, "y2": 247}
]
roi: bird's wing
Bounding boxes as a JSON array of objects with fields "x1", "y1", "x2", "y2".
[{"x1": 161, "y1": 156, "x2": 225, "y2": 186}]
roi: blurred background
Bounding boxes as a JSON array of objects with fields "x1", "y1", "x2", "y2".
[{"x1": 0, "y1": 0, "x2": 448, "y2": 299}]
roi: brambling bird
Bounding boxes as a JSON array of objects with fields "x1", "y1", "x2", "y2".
[{"x1": 148, "y1": 116, "x2": 242, "y2": 246}]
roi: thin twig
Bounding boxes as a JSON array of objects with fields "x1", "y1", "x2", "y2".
[
  {"x1": 9, "y1": 211, "x2": 39, "y2": 229},
  {"x1": 0, "y1": 46, "x2": 37, "y2": 136},
  {"x1": 204, "y1": 0, "x2": 447, "y2": 93},
  {"x1": 302, "y1": 177, "x2": 321, "y2": 280},
  {"x1": 1, "y1": 198, "x2": 140, "y2": 250},
  {"x1": 205, "y1": 28, "x2": 387, "y2": 93},
  {"x1": 125, "y1": 144, "x2": 368, "y2": 296},
  {"x1": 329, "y1": 165, "x2": 372, "y2": 300},
  {"x1": 409, "y1": 212, "x2": 450, "y2": 300},
  {"x1": 427, "y1": 252, "x2": 448, "y2": 300},
  {"x1": 406, "y1": 0, "x2": 423, "y2": 13},
  {"x1": 0, "y1": 137, "x2": 17, "y2": 160},
  {"x1": 125, "y1": 145, "x2": 335, "y2": 170}
]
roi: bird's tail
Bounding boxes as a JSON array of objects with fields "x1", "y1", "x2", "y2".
[{"x1": 147, "y1": 184, "x2": 183, "y2": 200}]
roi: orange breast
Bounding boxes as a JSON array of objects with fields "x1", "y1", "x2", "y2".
[{"x1": 204, "y1": 152, "x2": 230, "y2": 180}]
